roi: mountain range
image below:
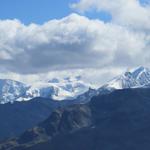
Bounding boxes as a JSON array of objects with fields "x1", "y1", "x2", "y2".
[
  {"x1": 103, "y1": 66, "x2": 150, "y2": 89},
  {"x1": 1, "y1": 88, "x2": 150, "y2": 150},
  {"x1": 0, "y1": 66, "x2": 150, "y2": 142},
  {"x1": 0, "y1": 76, "x2": 89, "y2": 104},
  {"x1": 0, "y1": 66, "x2": 150, "y2": 104}
]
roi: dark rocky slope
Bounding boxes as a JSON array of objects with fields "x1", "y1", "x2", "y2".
[
  {"x1": 0, "y1": 88, "x2": 96, "y2": 140},
  {"x1": 0, "y1": 98, "x2": 59, "y2": 140},
  {"x1": 1, "y1": 88, "x2": 150, "y2": 150}
]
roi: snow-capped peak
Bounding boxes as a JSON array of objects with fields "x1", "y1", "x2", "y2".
[
  {"x1": 132, "y1": 66, "x2": 146, "y2": 78},
  {"x1": 1, "y1": 66, "x2": 150, "y2": 104},
  {"x1": 104, "y1": 66, "x2": 150, "y2": 89},
  {"x1": 0, "y1": 79, "x2": 29, "y2": 104},
  {"x1": 0, "y1": 76, "x2": 90, "y2": 104}
]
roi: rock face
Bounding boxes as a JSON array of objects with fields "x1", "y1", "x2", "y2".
[
  {"x1": 2, "y1": 88, "x2": 150, "y2": 150},
  {"x1": 0, "y1": 87, "x2": 96, "y2": 140}
]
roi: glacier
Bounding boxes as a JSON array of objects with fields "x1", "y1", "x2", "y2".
[
  {"x1": 104, "y1": 66, "x2": 150, "y2": 89},
  {"x1": 0, "y1": 66, "x2": 150, "y2": 104},
  {"x1": 0, "y1": 76, "x2": 90, "y2": 104}
]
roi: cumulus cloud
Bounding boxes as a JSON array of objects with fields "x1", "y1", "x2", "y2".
[
  {"x1": 71, "y1": 0, "x2": 150, "y2": 30},
  {"x1": 0, "y1": 1, "x2": 150, "y2": 85},
  {"x1": 0, "y1": 13, "x2": 149, "y2": 75}
]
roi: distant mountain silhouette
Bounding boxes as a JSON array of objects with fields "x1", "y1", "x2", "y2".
[
  {"x1": 0, "y1": 88, "x2": 96, "y2": 140},
  {"x1": 1, "y1": 88, "x2": 150, "y2": 150}
]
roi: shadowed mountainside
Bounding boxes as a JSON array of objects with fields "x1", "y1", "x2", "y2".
[
  {"x1": 1, "y1": 88, "x2": 150, "y2": 150},
  {"x1": 0, "y1": 88, "x2": 96, "y2": 140}
]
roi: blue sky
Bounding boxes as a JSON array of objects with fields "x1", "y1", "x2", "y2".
[
  {"x1": 0, "y1": 0, "x2": 113, "y2": 24},
  {"x1": 0, "y1": 0, "x2": 75, "y2": 24},
  {"x1": 0, "y1": 0, "x2": 147, "y2": 24}
]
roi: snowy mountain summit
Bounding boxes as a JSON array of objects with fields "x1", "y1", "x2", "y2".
[
  {"x1": 104, "y1": 66, "x2": 150, "y2": 89},
  {"x1": 0, "y1": 76, "x2": 90, "y2": 104},
  {"x1": 1, "y1": 66, "x2": 150, "y2": 104},
  {"x1": 0, "y1": 79, "x2": 28, "y2": 104}
]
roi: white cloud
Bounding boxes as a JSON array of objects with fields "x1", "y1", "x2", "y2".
[
  {"x1": 71, "y1": 0, "x2": 150, "y2": 30},
  {"x1": 0, "y1": 13, "x2": 148, "y2": 74},
  {"x1": 0, "y1": 0, "x2": 150, "y2": 85},
  {"x1": 0, "y1": 67, "x2": 123, "y2": 87}
]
